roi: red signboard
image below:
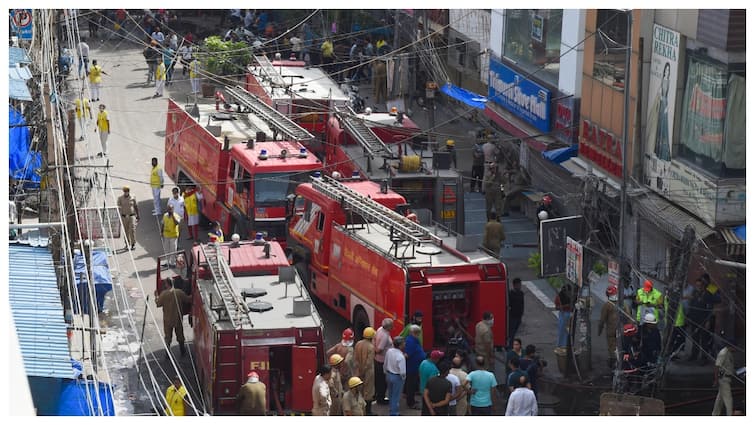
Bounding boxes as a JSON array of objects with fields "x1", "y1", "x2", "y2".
[{"x1": 579, "y1": 119, "x2": 623, "y2": 178}]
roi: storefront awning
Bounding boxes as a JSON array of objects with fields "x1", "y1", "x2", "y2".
[
  {"x1": 440, "y1": 83, "x2": 487, "y2": 110},
  {"x1": 542, "y1": 145, "x2": 578, "y2": 164},
  {"x1": 633, "y1": 191, "x2": 716, "y2": 241},
  {"x1": 720, "y1": 225, "x2": 745, "y2": 257}
]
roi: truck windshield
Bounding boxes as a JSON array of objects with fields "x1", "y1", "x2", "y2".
[{"x1": 254, "y1": 172, "x2": 306, "y2": 205}]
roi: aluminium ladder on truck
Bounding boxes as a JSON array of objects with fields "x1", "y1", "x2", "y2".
[
  {"x1": 224, "y1": 85, "x2": 315, "y2": 143},
  {"x1": 335, "y1": 105, "x2": 393, "y2": 160},
  {"x1": 198, "y1": 243, "x2": 252, "y2": 329},
  {"x1": 311, "y1": 174, "x2": 444, "y2": 252},
  {"x1": 254, "y1": 54, "x2": 288, "y2": 88}
]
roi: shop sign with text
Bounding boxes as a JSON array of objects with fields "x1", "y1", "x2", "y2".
[
  {"x1": 554, "y1": 97, "x2": 580, "y2": 144},
  {"x1": 579, "y1": 119, "x2": 623, "y2": 178},
  {"x1": 488, "y1": 58, "x2": 551, "y2": 133}
]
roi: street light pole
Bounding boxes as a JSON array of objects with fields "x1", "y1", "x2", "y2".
[{"x1": 614, "y1": 9, "x2": 632, "y2": 394}]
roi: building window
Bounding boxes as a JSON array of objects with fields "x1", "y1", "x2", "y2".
[
  {"x1": 592, "y1": 9, "x2": 629, "y2": 88},
  {"x1": 455, "y1": 37, "x2": 466, "y2": 67},
  {"x1": 503, "y1": 9, "x2": 562, "y2": 86},
  {"x1": 677, "y1": 53, "x2": 745, "y2": 178}
]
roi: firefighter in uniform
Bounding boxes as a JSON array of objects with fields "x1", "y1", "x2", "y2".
[
  {"x1": 328, "y1": 354, "x2": 345, "y2": 415},
  {"x1": 155, "y1": 278, "x2": 191, "y2": 358},
  {"x1": 354, "y1": 327, "x2": 376, "y2": 415},
  {"x1": 598, "y1": 285, "x2": 620, "y2": 368},
  {"x1": 327, "y1": 329, "x2": 355, "y2": 389},
  {"x1": 237, "y1": 371, "x2": 267, "y2": 415},
  {"x1": 636, "y1": 279, "x2": 664, "y2": 324},
  {"x1": 342, "y1": 377, "x2": 366, "y2": 416},
  {"x1": 483, "y1": 161, "x2": 505, "y2": 217},
  {"x1": 117, "y1": 186, "x2": 139, "y2": 250},
  {"x1": 474, "y1": 312, "x2": 495, "y2": 371}
]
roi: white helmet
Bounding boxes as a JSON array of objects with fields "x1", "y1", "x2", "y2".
[
  {"x1": 331, "y1": 171, "x2": 342, "y2": 180},
  {"x1": 231, "y1": 233, "x2": 241, "y2": 242},
  {"x1": 644, "y1": 312, "x2": 657, "y2": 324},
  {"x1": 538, "y1": 210, "x2": 549, "y2": 221},
  {"x1": 364, "y1": 107, "x2": 372, "y2": 115}
]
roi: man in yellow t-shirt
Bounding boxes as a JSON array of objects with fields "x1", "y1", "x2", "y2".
[
  {"x1": 183, "y1": 185, "x2": 201, "y2": 240},
  {"x1": 189, "y1": 58, "x2": 201, "y2": 95},
  {"x1": 162, "y1": 204, "x2": 181, "y2": 268},
  {"x1": 88, "y1": 59, "x2": 108, "y2": 101},
  {"x1": 74, "y1": 94, "x2": 92, "y2": 141},
  {"x1": 150, "y1": 157, "x2": 165, "y2": 215},
  {"x1": 94, "y1": 104, "x2": 110, "y2": 157},
  {"x1": 155, "y1": 60, "x2": 166, "y2": 98},
  {"x1": 165, "y1": 376, "x2": 190, "y2": 415}
]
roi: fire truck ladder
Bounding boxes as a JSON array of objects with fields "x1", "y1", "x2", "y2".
[
  {"x1": 312, "y1": 175, "x2": 443, "y2": 253},
  {"x1": 224, "y1": 85, "x2": 315, "y2": 143},
  {"x1": 336, "y1": 106, "x2": 393, "y2": 160},
  {"x1": 255, "y1": 55, "x2": 287, "y2": 88},
  {"x1": 199, "y1": 243, "x2": 252, "y2": 329}
]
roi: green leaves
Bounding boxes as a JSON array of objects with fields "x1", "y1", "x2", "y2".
[{"x1": 200, "y1": 35, "x2": 251, "y2": 77}]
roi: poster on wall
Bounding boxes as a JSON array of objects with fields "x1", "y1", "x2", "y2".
[
  {"x1": 531, "y1": 15, "x2": 544, "y2": 42},
  {"x1": 646, "y1": 23, "x2": 680, "y2": 164}
]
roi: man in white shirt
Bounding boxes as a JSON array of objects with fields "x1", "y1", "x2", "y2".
[
  {"x1": 167, "y1": 187, "x2": 185, "y2": 229},
  {"x1": 311, "y1": 365, "x2": 333, "y2": 416},
  {"x1": 505, "y1": 375, "x2": 538, "y2": 416},
  {"x1": 384, "y1": 336, "x2": 406, "y2": 416},
  {"x1": 445, "y1": 364, "x2": 462, "y2": 415},
  {"x1": 77, "y1": 38, "x2": 90, "y2": 78},
  {"x1": 151, "y1": 27, "x2": 165, "y2": 45},
  {"x1": 373, "y1": 318, "x2": 394, "y2": 405}
]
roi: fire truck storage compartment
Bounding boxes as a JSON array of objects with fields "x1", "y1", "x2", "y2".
[{"x1": 433, "y1": 284, "x2": 473, "y2": 349}]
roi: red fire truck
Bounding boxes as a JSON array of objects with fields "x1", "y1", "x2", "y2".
[
  {"x1": 160, "y1": 241, "x2": 325, "y2": 415},
  {"x1": 164, "y1": 86, "x2": 322, "y2": 242},
  {"x1": 323, "y1": 108, "x2": 465, "y2": 232},
  {"x1": 245, "y1": 55, "x2": 349, "y2": 138},
  {"x1": 288, "y1": 175, "x2": 508, "y2": 351}
]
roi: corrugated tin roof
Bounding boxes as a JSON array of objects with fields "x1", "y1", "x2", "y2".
[
  {"x1": 10, "y1": 78, "x2": 32, "y2": 101},
  {"x1": 9, "y1": 46, "x2": 32, "y2": 65},
  {"x1": 9, "y1": 244, "x2": 76, "y2": 379},
  {"x1": 633, "y1": 191, "x2": 716, "y2": 241},
  {"x1": 9, "y1": 64, "x2": 32, "y2": 80}
]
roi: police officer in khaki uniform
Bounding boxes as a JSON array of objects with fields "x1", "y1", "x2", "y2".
[
  {"x1": 237, "y1": 371, "x2": 267, "y2": 415},
  {"x1": 117, "y1": 186, "x2": 139, "y2": 250},
  {"x1": 155, "y1": 278, "x2": 191, "y2": 358},
  {"x1": 483, "y1": 162, "x2": 505, "y2": 217}
]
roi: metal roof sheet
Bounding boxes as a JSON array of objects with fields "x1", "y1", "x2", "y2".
[
  {"x1": 9, "y1": 244, "x2": 76, "y2": 379},
  {"x1": 10, "y1": 78, "x2": 32, "y2": 101},
  {"x1": 9, "y1": 46, "x2": 32, "y2": 65},
  {"x1": 9, "y1": 64, "x2": 32, "y2": 80},
  {"x1": 633, "y1": 191, "x2": 716, "y2": 241}
]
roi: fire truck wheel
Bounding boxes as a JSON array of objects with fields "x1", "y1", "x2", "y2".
[{"x1": 352, "y1": 307, "x2": 370, "y2": 342}]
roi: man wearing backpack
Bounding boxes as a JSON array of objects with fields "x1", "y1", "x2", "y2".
[{"x1": 471, "y1": 141, "x2": 485, "y2": 192}]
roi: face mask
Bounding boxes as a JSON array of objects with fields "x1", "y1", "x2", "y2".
[
  {"x1": 487, "y1": 319, "x2": 494, "y2": 326},
  {"x1": 609, "y1": 295, "x2": 618, "y2": 302}
]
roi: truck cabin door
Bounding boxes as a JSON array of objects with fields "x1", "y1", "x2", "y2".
[{"x1": 290, "y1": 345, "x2": 318, "y2": 412}]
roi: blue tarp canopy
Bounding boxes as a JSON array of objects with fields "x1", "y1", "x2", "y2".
[
  {"x1": 542, "y1": 145, "x2": 578, "y2": 164},
  {"x1": 9, "y1": 106, "x2": 42, "y2": 185},
  {"x1": 440, "y1": 83, "x2": 487, "y2": 110},
  {"x1": 73, "y1": 250, "x2": 113, "y2": 314},
  {"x1": 56, "y1": 379, "x2": 115, "y2": 416},
  {"x1": 733, "y1": 225, "x2": 745, "y2": 241}
]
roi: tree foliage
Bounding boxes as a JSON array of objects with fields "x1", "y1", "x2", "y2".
[{"x1": 200, "y1": 36, "x2": 250, "y2": 77}]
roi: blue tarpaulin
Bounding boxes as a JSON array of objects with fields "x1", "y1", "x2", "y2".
[
  {"x1": 9, "y1": 106, "x2": 42, "y2": 185},
  {"x1": 56, "y1": 379, "x2": 115, "y2": 416},
  {"x1": 542, "y1": 145, "x2": 578, "y2": 164},
  {"x1": 73, "y1": 250, "x2": 113, "y2": 314},
  {"x1": 734, "y1": 225, "x2": 745, "y2": 241},
  {"x1": 440, "y1": 83, "x2": 487, "y2": 110}
]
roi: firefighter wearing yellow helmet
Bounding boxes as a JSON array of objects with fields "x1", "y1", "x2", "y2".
[
  {"x1": 328, "y1": 353, "x2": 345, "y2": 415},
  {"x1": 353, "y1": 327, "x2": 376, "y2": 414},
  {"x1": 343, "y1": 376, "x2": 366, "y2": 416}
]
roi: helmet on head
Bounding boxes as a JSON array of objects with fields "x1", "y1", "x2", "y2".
[
  {"x1": 606, "y1": 285, "x2": 618, "y2": 297},
  {"x1": 542, "y1": 195, "x2": 552, "y2": 205},
  {"x1": 364, "y1": 107, "x2": 372, "y2": 115},
  {"x1": 362, "y1": 327, "x2": 376, "y2": 339},
  {"x1": 538, "y1": 210, "x2": 549, "y2": 221},
  {"x1": 446, "y1": 139, "x2": 455, "y2": 147},
  {"x1": 348, "y1": 376, "x2": 364, "y2": 389},
  {"x1": 329, "y1": 353, "x2": 344, "y2": 366},
  {"x1": 247, "y1": 371, "x2": 260, "y2": 382},
  {"x1": 644, "y1": 312, "x2": 657, "y2": 324},
  {"x1": 623, "y1": 323, "x2": 638, "y2": 336},
  {"x1": 643, "y1": 279, "x2": 653, "y2": 292},
  {"x1": 342, "y1": 328, "x2": 354, "y2": 341}
]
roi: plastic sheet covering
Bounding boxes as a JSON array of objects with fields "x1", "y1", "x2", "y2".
[
  {"x1": 56, "y1": 379, "x2": 115, "y2": 416},
  {"x1": 440, "y1": 83, "x2": 487, "y2": 109},
  {"x1": 9, "y1": 107, "x2": 42, "y2": 185},
  {"x1": 72, "y1": 250, "x2": 114, "y2": 314}
]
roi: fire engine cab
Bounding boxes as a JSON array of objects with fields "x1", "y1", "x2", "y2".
[
  {"x1": 289, "y1": 175, "x2": 508, "y2": 351},
  {"x1": 187, "y1": 240, "x2": 324, "y2": 415},
  {"x1": 164, "y1": 86, "x2": 322, "y2": 242}
]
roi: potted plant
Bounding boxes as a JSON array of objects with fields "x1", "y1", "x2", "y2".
[{"x1": 199, "y1": 35, "x2": 251, "y2": 97}]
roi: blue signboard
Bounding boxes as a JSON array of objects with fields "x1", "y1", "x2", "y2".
[
  {"x1": 10, "y1": 9, "x2": 33, "y2": 40},
  {"x1": 488, "y1": 58, "x2": 551, "y2": 133}
]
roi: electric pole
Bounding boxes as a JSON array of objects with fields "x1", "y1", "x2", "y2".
[{"x1": 613, "y1": 9, "x2": 632, "y2": 394}]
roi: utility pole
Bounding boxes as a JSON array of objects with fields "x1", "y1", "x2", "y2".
[
  {"x1": 393, "y1": 9, "x2": 400, "y2": 51},
  {"x1": 83, "y1": 240, "x2": 98, "y2": 374},
  {"x1": 660, "y1": 226, "x2": 695, "y2": 358},
  {"x1": 613, "y1": 9, "x2": 632, "y2": 394},
  {"x1": 43, "y1": 82, "x2": 63, "y2": 265}
]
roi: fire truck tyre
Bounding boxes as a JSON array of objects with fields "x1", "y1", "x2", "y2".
[{"x1": 352, "y1": 307, "x2": 370, "y2": 341}]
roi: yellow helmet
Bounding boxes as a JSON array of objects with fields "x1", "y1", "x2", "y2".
[
  {"x1": 329, "y1": 353, "x2": 344, "y2": 366},
  {"x1": 348, "y1": 376, "x2": 364, "y2": 389},
  {"x1": 446, "y1": 139, "x2": 455, "y2": 147},
  {"x1": 362, "y1": 327, "x2": 376, "y2": 339}
]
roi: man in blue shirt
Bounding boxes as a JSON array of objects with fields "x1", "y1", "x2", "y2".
[
  {"x1": 467, "y1": 355, "x2": 498, "y2": 415},
  {"x1": 403, "y1": 325, "x2": 425, "y2": 409},
  {"x1": 419, "y1": 350, "x2": 444, "y2": 409}
]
